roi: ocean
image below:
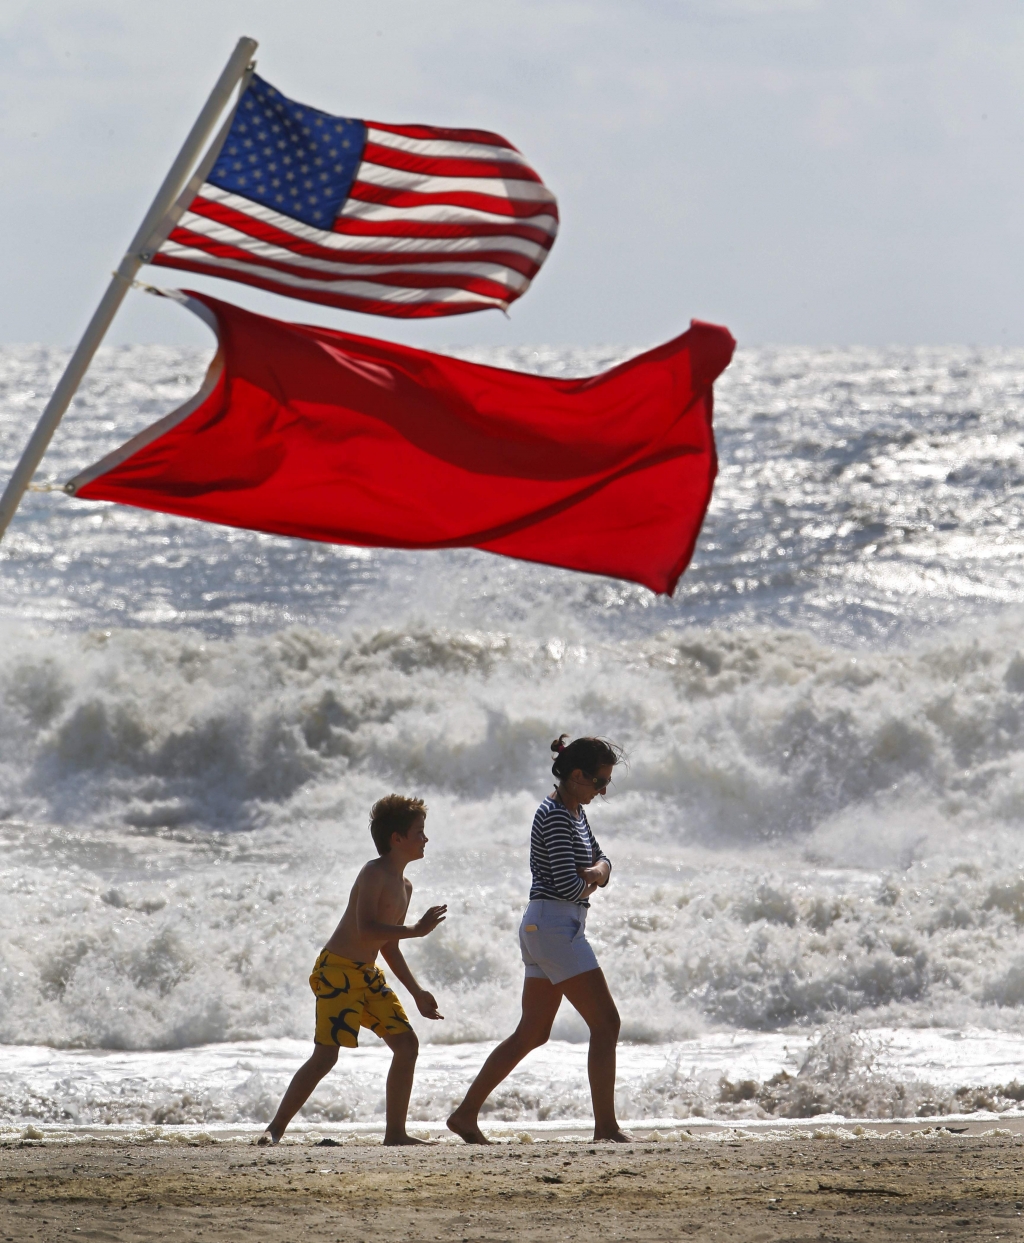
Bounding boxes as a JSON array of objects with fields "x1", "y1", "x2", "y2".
[{"x1": 3, "y1": 336, "x2": 1024, "y2": 1133}]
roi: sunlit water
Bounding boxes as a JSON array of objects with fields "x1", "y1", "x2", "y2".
[{"x1": 3, "y1": 337, "x2": 1024, "y2": 1128}]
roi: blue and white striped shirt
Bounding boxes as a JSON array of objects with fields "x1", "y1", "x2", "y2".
[{"x1": 529, "y1": 796, "x2": 611, "y2": 906}]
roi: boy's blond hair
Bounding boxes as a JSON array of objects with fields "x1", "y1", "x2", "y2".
[{"x1": 370, "y1": 794, "x2": 427, "y2": 856}]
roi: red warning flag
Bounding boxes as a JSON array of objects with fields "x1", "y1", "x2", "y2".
[{"x1": 68, "y1": 293, "x2": 734, "y2": 595}]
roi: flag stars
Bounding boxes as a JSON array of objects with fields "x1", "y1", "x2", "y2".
[{"x1": 209, "y1": 74, "x2": 364, "y2": 228}]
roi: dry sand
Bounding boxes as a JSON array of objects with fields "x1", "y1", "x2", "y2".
[{"x1": 2, "y1": 1122, "x2": 1024, "y2": 1241}]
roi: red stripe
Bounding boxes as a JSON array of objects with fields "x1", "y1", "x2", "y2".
[
  {"x1": 362, "y1": 141, "x2": 542, "y2": 183},
  {"x1": 366, "y1": 120, "x2": 518, "y2": 150},
  {"x1": 150, "y1": 253, "x2": 507, "y2": 317},
  {"x1": 162, "y1": 228, "x2": 521, "y2": 300},
  {"x1": 180, "y1": 199, "x2": 543, "y2": 277},
  {"x1": 330, "y1": 214, "x2": 555, "y2": 247},
  {"x1": 349, "y1": 181, "x2": 560, "y2": 221}
]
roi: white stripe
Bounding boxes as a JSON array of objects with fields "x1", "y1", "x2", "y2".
[
  {"x1": 338, "y1": 194, "x2": 559, "y2": 232},
  {"x1": 365, "y1": 127, "x2": 530, "y2": 166},
  {"x1": 199, "y1": 184, "x2": 557, "y2": 243},
  {"x1": 165, "y1": 218, "x2": 530, "y2": 291},
  {"x1": 159, "y1": 245, "x2": 509, "y2": 307},
  {"x1": 356, "y1": 160, "x2": 557, "y2": 203},
  {"x1": 182, "y1": 189, "x2": 552, "y2": 262}
]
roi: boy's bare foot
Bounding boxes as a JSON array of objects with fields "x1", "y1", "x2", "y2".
[
  {"x1": 256, "y1": 1127, "x2": 281, "y2": 1146},
  {"x1": 447, "y1": 1111, "x2": 491, "y2": 1145},
  {"x1": 594, "y1": 1129, "x2": 634, "y2": 1143},
  {"x1": 383, "y1": 1133, "x2": 435, "y2": 1146}
]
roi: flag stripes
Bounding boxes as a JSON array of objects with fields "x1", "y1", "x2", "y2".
[{"x1": 152, "y1": 77, "x2": 558, "y2": 318}]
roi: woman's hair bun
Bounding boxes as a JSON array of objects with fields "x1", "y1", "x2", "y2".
[{"x1": 550, "y1": 734, "x2": 623, "y2": 781}]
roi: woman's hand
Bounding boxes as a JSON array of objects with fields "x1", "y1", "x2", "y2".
[{"x1": 577, "y1": 861, "x2": 610, "y2": 888}]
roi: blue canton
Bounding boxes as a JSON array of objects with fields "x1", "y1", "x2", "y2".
[{"x1": 208, "y1": 74, "x2": 366, "y2": 229}]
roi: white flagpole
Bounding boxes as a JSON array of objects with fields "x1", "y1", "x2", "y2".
[{"x1": 0, "y1": 35, "x2": 258, "y2": 544}]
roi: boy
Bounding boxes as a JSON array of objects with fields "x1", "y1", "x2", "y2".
[{"x1": 259, "y1": 794, "x2": 447, "y2": 1146}]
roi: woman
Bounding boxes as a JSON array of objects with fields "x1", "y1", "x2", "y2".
[{"x1": 447, "y1": 735, "x2": 630, "y2": 1143}]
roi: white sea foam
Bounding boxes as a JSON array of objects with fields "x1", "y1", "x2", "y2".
[
  {"x1": 3, "y1": 1028, "x2": 1024, "y2": 1127},
  {"x1": 4, "y1": 615, "x2": 1024, "y2": 1059},
  {"x1": 3, "y1": 342, "x2": 1024, "y2": 1123}
]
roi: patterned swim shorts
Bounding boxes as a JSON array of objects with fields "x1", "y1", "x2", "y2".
[{"x1": 309, "y1": 950, "x2": 412, "y2": 1048}]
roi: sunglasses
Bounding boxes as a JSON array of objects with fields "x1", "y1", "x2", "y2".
[{"x1": 585, "y1": 773, "x2": 611, "y2": 791}]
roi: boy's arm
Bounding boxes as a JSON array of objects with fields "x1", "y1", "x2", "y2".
[
  {"x1": 356, "y1": 867, "x2": 446, "y2": 941},
  {"x1": 380, "y1": 942, "x2": 443, "y2": 1020}
]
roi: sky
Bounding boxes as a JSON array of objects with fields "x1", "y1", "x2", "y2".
[{"x1": 3, "y1": 0, "x2": 1024, "y2": 349}]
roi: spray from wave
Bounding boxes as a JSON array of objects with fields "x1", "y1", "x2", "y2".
[{"x1": 3, "y1": 616, "x2": 1024, "y2": 1060}]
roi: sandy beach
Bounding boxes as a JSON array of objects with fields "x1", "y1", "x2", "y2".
[{"x1": 2, "y1": 1122, "x2": 1023, "y2": 1242}]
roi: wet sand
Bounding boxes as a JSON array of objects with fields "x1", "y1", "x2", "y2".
[{"x1": 2, "y1": 1124, "x2": 1023, "y2": 1241}]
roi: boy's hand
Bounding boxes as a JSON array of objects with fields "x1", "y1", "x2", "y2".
[
  {"x1": 413, "y1": 905, "x2": 447, "y2": 937},
  {"x1": 414, "y1": 989, "x2": 444, "y2": 1020}
]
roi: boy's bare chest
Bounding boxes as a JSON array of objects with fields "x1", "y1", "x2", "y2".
[{"x1": 376, "y1": 878, "x2": 410, "y2": 922}]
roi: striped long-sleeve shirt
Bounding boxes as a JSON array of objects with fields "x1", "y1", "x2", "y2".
[{"x1": 529, "y1": 796, "x2": 611, "y2": 906}]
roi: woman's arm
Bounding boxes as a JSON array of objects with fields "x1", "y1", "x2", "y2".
[
  {"x1": 540, "y1": 809, "x2": 587, "y2": 901},
  {"x1": 578, "y1": 827, "x2": 612, "y2": 887},
  {"x1": 578, "y1": 859, "x2": 611, "y2": 887}
]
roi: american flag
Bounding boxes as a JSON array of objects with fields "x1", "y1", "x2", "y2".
[{"x1": 151, "y1": 75, "x2": 559, "y2": 318}]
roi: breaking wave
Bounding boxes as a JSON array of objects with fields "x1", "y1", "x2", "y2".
[{"x1": 4, "y1": 616, "x2": 1024, "y2": 1055}]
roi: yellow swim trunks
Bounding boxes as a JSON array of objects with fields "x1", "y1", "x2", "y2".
[{"x1": 309, "y1": 950, "x2": 412, "y2": 1048}]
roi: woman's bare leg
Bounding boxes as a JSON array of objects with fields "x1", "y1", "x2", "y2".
[
  {"x1": 447, "y1": 977, "x2": 562, "y2": 1143},
  {"x1": 560, "y1": 968, "x2": 630, "y2": 1142},
  {"x1": 259, "y1": 1043, "x2": 339, "y2": 1143}
]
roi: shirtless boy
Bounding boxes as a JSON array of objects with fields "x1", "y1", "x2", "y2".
[{"x1": 259, "y1": 795, "x2": 447, "y2": 1146}]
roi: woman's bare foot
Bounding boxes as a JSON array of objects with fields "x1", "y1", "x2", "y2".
[
  {"x1": 594, "y1": 1129, "x2": 634, "y2": 1143},
  {"x1": 447, "y1": 1110, "x2": 491, "y2": 1145},
  {"x1": 383, "y1": 1133, "x2": 435, "y2": 1146},
  {"x1": 256, "y1": 1127, "x2": 281, "y2": 1146}
]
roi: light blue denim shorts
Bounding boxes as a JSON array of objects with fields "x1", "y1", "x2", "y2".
[{"x1": 519, "y1": 898, "x2": 600, "y2": 985}]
